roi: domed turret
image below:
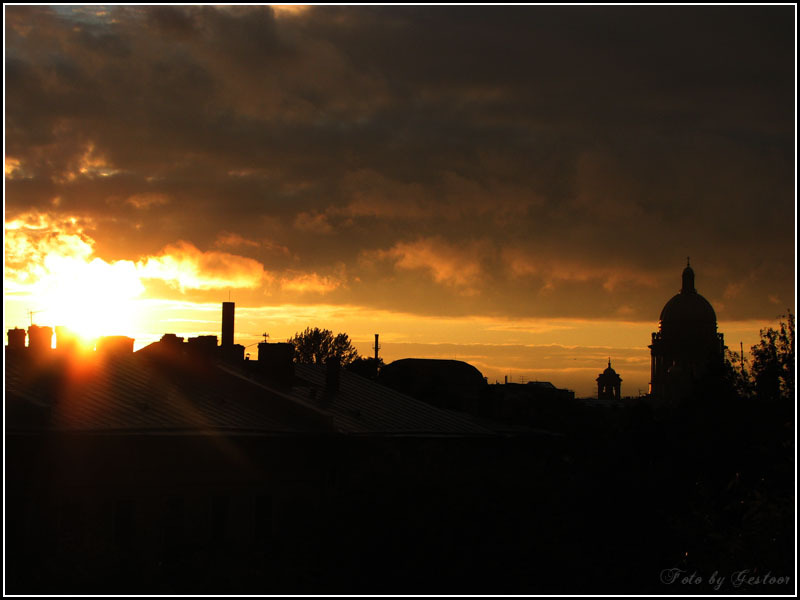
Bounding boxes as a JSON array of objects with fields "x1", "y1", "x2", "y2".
[
  {"x1": 602, "y1": 360, "x2": 618, "y2": 377},
  {"x1": 597, "y1": 358, "x2": 622, "y2": 401}
]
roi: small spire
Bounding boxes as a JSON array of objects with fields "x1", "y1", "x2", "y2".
[
  {"x1": 608, "y1": 357, "x2": 611, "y2": 368},
  {"x1": 681, "y1": 259, "x2": 696, "y2": 293}
]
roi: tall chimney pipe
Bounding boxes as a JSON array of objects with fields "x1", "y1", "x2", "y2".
[
  {"x1": 28, "y1": 325, "x2": 53, "y2": 355},
  {"x1": 374, "y1": 334, "x2": 379, "y2": 361},
  {"x1": 222, "y1": 302, "x2": 235, "y2": 347}
]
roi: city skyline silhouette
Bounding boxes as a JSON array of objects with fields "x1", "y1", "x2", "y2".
[
  {"x1": 5, "y1": 6, "x2": 795, "y2": 399},
  {"x1": 4, "y1": 4, "x2": 796, "y2": 595}
]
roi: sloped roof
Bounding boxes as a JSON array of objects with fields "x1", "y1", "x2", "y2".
[
  {"x1": 4, "y1": 350, "x2": 331, "y2": 434},
  {"x1": 290, "y1": 363, "x2": 494, "y2": 436},
  {"x1": 5, "y1": 350, "x2": 494, "y2": 436}
]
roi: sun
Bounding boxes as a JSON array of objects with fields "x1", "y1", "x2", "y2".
[{"x1": 31, "y1": 254, "x2": 145, "y2": 345}]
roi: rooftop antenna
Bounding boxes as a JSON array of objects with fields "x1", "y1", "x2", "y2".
[
  {"x1": 28, "y1": 310, "x2": 41, "y2": 326},
  {"x1": 262, "y1": 332, "x2": 269, "y2": 343}
]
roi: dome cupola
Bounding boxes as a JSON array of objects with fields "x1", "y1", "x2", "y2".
[{"x1": 659, "y1": 258, "x2": 717, "y2": 329}]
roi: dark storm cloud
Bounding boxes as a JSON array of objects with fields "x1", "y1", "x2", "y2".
[{"x1": 5, "y1": 5, "x2": 794, "y2": 321}]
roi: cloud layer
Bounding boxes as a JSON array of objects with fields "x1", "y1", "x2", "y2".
[{"x1": 5, "y1": 6, "x2": 795, "y2": 327}]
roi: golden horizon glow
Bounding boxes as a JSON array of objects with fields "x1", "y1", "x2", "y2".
[
  {"x1": 5, "y1": 286, "x2": 771, "y2": 398},
  {"x1": 3, "y1": 211, "x2": 779, "y2": 397}
]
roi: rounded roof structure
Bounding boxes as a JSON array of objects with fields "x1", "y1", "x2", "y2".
[
  {"x1": 597, "y1": 359, "x2": 622, "y2": 382},
  {"x1": 659, "y1": 260, "x2": 717, "y2": 328},
  {"x1": 380, "y1": 358, "x2": 486, "y2": 387}
]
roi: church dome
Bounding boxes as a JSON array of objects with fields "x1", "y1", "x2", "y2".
[
  {"x1": 658, "y1": 260, "x2": 717, "y2": 328},
  {"x1": 659, "y1": 292, "x2": 717, "y2": 325},
  {"x1": 602, "y1": 363, "x2": 618, "y2": 377},
  {"x1": 597, "y1": 359, "x2": 622, "y2": 382}
]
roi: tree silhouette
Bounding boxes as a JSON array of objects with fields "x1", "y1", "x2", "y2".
[
  {"x1": 289, "y1": 327, "x2": 359, "y2": 366},
  {"x1": 750, "y1": 310, "x2": 794, "y2": 402},
  {"x1": 723, "y1": 347, "x2": 754, "y2": 399},
  {"x1": 346, "y1": 356, "x2": 385, "y2": 379}
]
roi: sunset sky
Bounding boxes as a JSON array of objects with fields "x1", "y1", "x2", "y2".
[{"x1": 4, "y1": 6, "x2": 795, "y2": 397}]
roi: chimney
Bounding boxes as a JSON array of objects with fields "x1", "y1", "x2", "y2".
[
  {"x1": 374, "y1": 333, "x2": 380, "y2": 361},
  {"x1": 221, "y1": 302, "x2": 235, "y2": 347},
  {"x1": 186, "y1": 335, "x2": 218, "y2": 360},
  {"x1": 28, "y1": 325, "x2": 53, "y2": 355},
  {"x1": 96, "y1": 335, "x2": 134, "y2": 355},
  {"x1": 160, "y1": 333, "x2": 184, "y2": 346},
  {"x1": 258, "y1": 342, "x2": 295, "y2": 387},
  {"x1": 326, "y1": 356, "x2": 340, "y2": 395},
  {"x1": 55, "y1": 326, "x2": 79, "y2": 353},
  {"x1": 7, "y1": 327, "x2": 26, "y2": 350}
]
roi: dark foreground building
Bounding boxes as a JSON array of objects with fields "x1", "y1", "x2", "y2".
[{"x1": 5, "y1": 311, "x2": 794, "y2": 594}]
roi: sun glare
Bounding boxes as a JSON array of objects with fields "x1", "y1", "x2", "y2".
[{"x1": 31, "y1": 255, "x2": 145, "y2": 344}]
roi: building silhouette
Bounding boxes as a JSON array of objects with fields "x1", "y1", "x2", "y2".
[
  {"x1": 5, "y1": 297, "x2": 792, "y2": 593},
  {"x1": 6, "y1": 304, "x2": 514, "y2": 594},
  {"x1": 649, "y1": 260, "x2": 726, "y2": 401},
  {"x1": 596, "y1": 359, "x2": 622, "y2": 401},
  {"x1": 378, "y1": 358, "x2": 487, "y2": 410}
]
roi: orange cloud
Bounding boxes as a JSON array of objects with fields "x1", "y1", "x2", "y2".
[
  {"x1": 339, "y1": 169, "x2": 433, "y2": 220},
  {"x1": 138, "y1": 241, "x2": 269, "y2": 290},
  {"x1": 280, "y1": 271, "x2": 343, "y2": 294},
  {"x1": 379, "y1": 237, "x2": 488, "y2": 290},
  {"x1": 57, "y1": 142, "x2": 120, "y2": 182},
  {"x1": 5, "y1": 156, "x2": 30, "y2": 179},
  {"x1": 271, "y1": 5, "x2": 311, "y2": 17},
  {"x1": 214, "y1": 231, "x2": 262, "y2": 248},
  {"x1": 293, "y1": 210, "x2": 333, "y2": 234},
  {"x1": 126, "y1": 193, "x2": 171, "y2": 210},
  {"x1": 5, "y1": 212, "x2": 95, "y2": 286},
  {"x1": 503, "y1": 249, "x2": 659, "y2": 292}
]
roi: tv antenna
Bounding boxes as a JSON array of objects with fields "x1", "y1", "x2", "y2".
[
  {"x1": 244, "y1": 333, "x2": 270, "y2": 349},
  {"x1": 28, "y1": 310, "x2": 42, "y2": 326}
]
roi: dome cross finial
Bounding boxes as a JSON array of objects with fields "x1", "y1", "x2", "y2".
[{"x1": 681, "y1": 259, "x2": 696, "y2": 293}]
